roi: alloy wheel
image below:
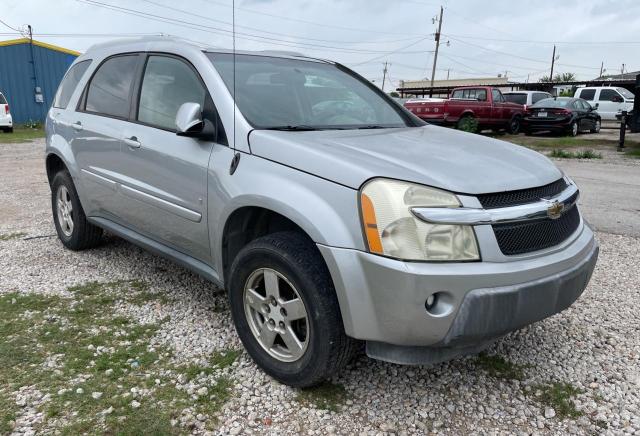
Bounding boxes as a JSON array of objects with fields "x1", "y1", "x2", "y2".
[
  {"x1": 56, "y1": 185, "x2": 74, "y2": 237},
  {"x1": 243, "y1": 268, "x2": 310, "y2": 362}
]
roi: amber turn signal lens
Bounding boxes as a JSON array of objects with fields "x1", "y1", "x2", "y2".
[{"x1": 361, "y1": 193, "x2": 383, "y2": 254}]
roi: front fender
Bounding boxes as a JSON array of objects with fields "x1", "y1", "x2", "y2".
[{"x1": 208, "y1": 147, "x2": 365, "y2": 279}]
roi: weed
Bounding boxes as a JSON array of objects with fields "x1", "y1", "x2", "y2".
[
  {"x1": 549, "y1": 149, "x2": 602, "y2": 159},
  {"x1": 296, "y1": 382, "x2": 347, "y2": 412},
  {"x1": 0, "y1": 232, "x2": 26, "y2": 241},
  {"x1": 0, "y1": 281, "x2": 231, "y2": 433},
  {"x1": 0, "y1": 126, "x2": 45, "y2": 144},
  {"x1": 475, "y1": 353, "x2": 528, "y2": 380},
  {"x1": 534, "y1": 382, "x2": 584, "y2": 419}
]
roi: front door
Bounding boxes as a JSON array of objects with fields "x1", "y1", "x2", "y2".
[
  {"x1": 114, "y1": 54, "x2": 217, "y2": 263},
  {"x1": 597, "y1": 88, "x2": 623, "y2": 120}
]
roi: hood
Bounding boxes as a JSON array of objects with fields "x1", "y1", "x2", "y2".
[{"x1": 248, "y1": 125, "x2": 562, "y2": 194}]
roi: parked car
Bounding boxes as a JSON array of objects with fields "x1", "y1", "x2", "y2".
[
  {"x1": 404, "y1": 86, "x2": 525, "y2": 134},
  {"x1": 0, "y1": 92, "x2": 13, "y2": 133},
  {"x1": 503, "y1": 90, "x2": 553, "y2": 111},
  {"x1": 45, "y1": 38, "x2": 598, "y2": 387},
  {"x1": 574, "y1": 86, "x2": 634, "y2": 121},
  {"x1": 523, "y1": 97, "x2": 601, "y2": 136}
]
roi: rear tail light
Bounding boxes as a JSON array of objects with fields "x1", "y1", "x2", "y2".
[
  {"x1": 552, "y1": 109, "x2": 572, "y2": 116},
  {"x1": 4, "y1": 105, "x2": 8, "y2": 115}
]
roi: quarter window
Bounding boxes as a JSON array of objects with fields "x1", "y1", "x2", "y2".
[
  {"x1": 85, "y1": 55, "x2": 139, "y2": 119},
  {"x1": 579, "y1": 89, "x2": 596, "y2": 101},
  {"x1": 137, "y1": 56, "x2": 206, "y2": 131},
  {"x1": 0, "y1": 94, "x2": 6, "y2": 104},
  {"x1": 54, "y1": 60, "x2": 92, "y2": 109},
  {"x1": 598, "y1": 89, "x2": 621, "y2": 102}
]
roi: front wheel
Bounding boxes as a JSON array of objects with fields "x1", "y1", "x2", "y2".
[
  {"x1": 228, "y1": 232, "x2": 357, "y2": 387},
  {"x1": 590, "y1": 119, "x2": 601, "y2": 134}
]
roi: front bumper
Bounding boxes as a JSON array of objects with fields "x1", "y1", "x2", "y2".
[{"x1": 318, "y1": 223, "x2": 598, "y2": 364}]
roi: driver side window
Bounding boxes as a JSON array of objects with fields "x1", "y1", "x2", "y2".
[{"x1": 137, "y1": 55, "x2": 207, "y2": 131}]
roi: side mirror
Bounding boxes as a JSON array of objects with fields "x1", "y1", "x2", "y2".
[
  {"x1": 593, "y1": 103, "x2": 599, "y2": 110},
  {"x1": 175, "y1": 102, "x2": 216, "y2": 141},
  {"x1": 176, "y1": 102, "x2": 204, "y2": 134}
]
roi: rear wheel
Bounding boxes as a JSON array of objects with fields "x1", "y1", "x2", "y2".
[
  {"x1": 508, "y1": 116, "x2": 522, "y2": 134},
  {"x1": 590, "y1": 119, "x2": 601, "y2": 134},
  {"x1": 456, "y1": 115, "x2": 478, "y2": 133},
  {"x1": 567, "y1": 121, "x2": 579, "y2": 137},
  {"x1": 228, "y1": 232, "x2": 357, "y2": 387},
  {"x1": 51, "y1": 171, "x2": 103, "y2": 250}
]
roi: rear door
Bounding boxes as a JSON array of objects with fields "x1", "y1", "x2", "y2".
[
  {"x1": 576, "y1": 88, "x2": 596, "y2": 109},
  {"x1": 72, "y1": 54, "x2": 142, "y2": 219},
  {"x1": 113, "y1": 54, "x2": 218, "y2": 262}
]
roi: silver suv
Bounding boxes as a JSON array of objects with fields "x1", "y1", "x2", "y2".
[{"x1": 46, "y1": 38, "x2": 598, "y2": 387}]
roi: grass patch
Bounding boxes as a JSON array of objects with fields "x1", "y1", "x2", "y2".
[
  {"x1": 296, "y1": 382, "x2": 347, "y2": 412},
  {"x1": 548, "y1": 149, "x2": 602, "y2": 159},
  {"x1": 475, "y1": 353, "x2": 528, "y2": 380},
  {"x1": 0, "y1": 126, "x2": 45, "y2": 144},
  {"x1": 497, "y1": 134, "x2": 640, "y2": 151},
  {"x1": 625, "y1": 148, "x2": 640, "y2": 158},
  {"x1": 0, "y1": 280, "x2": 231, "y2": 433},
  {"x1": 534, "y1": 382, "x2": 584, "y2": 419},
  {"x1": 0, "y1": 232, "x2": 26, "y2": 241}
]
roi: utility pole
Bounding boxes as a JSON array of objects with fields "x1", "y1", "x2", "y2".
[
  {"x1": 429, "y1": 6, "x2": 444, "y2": 97},
  {"x1": 599, "y1": 61, "x2": 605, "y2": 79},
  {"x1": 549, "y1": 45, "x2": 557, "y2": 81},
  {"x1": 621, "y1": 63, "x2": 626, "y2": 80},
  {"x1": 381, "y1": 61, "x2": 389, "y2": 92},
  {"x1": 446, "y1": 69, "x2": 450, "y2": 80}
]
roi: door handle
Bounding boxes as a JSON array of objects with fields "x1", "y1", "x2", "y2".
[
  {"x1": 123, "y1": 136, "x2": 141, "y2": 148},
  {"x1": 72, "y1": 122, "x2": 83, "y2": 131}
]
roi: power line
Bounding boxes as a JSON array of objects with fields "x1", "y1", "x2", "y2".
[
  {"x1": 350, "y1": 37, "x2": 433, "y2": 66},
  {"x1": 76, "y1": 0, "x2": 435, "y2": 55},
  {"x1": 202, "y1": 0, "x2": 427, "y2": 37},
  {"x1": 138, "y1": 0, "x2": 428, "y2": 46},
  {"x1": 0, "y1": 18, "x2": 22, "y2": 33},
  {"x1": 443, "y1": 33, "x2": 640, "y2": 45}
]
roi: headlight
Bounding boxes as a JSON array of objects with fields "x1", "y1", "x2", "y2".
[{"x1": 360, "y1": 179, "x2": 480, "y2": 261}]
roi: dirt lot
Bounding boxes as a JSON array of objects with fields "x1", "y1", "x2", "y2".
[{"x1": 1, "y1": 138, "x2": 639, "y2": 435}]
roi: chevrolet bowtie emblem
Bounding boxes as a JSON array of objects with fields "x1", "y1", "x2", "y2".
[{"x1": 546, "y1": 200, "x2": 565, "y2": 220}]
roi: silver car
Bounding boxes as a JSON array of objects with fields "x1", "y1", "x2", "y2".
[{"x1": 45, "y1": 37, "x2": 598, "y2": 387}]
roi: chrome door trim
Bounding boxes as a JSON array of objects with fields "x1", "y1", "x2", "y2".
[
  {"x1": 119, "y1": 184, "x2": 202, "y2": 223},
  {"x1": 412, "y1": 184, "x2": 579, "y2": 226}
]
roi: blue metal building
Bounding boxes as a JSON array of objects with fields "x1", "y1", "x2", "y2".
[{"x1": 0, "y1": 38, "x2": 79, "y2": 123}]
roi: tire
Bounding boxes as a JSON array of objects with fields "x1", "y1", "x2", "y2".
[
  {"x1": 51, "y1": 171, "x2": 103, "y2": 250},
  {"x1": 228, "y1": 231, "x2": 357, "y2": 387},
  {"x1": 567, "y1": 121, "x2": 579, "y2": 137},
  {"x1": 456, "y1": 115, "x2": 478, "y2": 133},
  {"x1": 7, "y1": 127, "x2": 13, "y2": 133},
  {"x1": 590, "y1": 119, "x2": 601, "y2": 134},
  {"x1": 508, "y1": 116, "x2": 522, "y2": 135}
]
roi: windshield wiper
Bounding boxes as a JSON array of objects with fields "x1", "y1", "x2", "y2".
[
  {"x1": 357, "y1": 125, "x2": 389, "y2": 130},
  {"x1": 264, "y1": 125, "x2": 320, "y2": 131}
]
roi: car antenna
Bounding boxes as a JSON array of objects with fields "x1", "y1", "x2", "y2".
[{"x1": 230, "y1": 0, "x2": 241, "y2": 175}]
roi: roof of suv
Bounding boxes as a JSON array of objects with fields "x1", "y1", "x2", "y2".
[{"x1": 83, "y1": 36, "x2": 330, "y2": 63}]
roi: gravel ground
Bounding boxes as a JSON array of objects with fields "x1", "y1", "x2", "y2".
[{"x1": 1, "y1": 139, "x2": 639, "y2": 435}]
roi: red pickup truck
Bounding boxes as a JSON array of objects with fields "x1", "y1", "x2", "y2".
[{"x1": 404, "y1": 86, "x2": 525, "y2": 134}]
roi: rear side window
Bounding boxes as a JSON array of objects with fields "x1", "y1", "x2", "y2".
[
  {"x1": 598, "y1": 89, "x2": 621, "y2": 102},
  {"x1": 85, "y1": 55, "x2": 139, "y2": 119},
  {"x1": 452, "y1": 88, "x2": 487, "y2": 101},
  {"x1": 504, "y1": 93, "x2": 527, "y2": 105},
  {"x1": 579, "y1": 89, "x2": 596, "y2": 101},
  {"x1": 53, "y1": 60, "x2": 92, "y2": 109},
  {"x1": 0, "y1": 94, "x2": 6, "y2": 105},
  {"x1": 532, "y1": 93, "x2": 550, "y2": 104},
  {"x1": 137, "y1": 56, "x2": 206, "y2": 131}
]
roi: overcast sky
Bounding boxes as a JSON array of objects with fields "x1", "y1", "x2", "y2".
[{"x1": 3, "y1": 0, "x2": 640, "y2": 88}]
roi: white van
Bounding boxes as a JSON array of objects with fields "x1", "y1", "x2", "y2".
[
  {"x1": 574, "y1": 87, "x2": 634, "y2": 120},
  {"x1": 0, "y1": 92, "x2": 13, "y2": 133}
]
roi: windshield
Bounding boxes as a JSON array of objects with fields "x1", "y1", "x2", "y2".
[
  {"x1": 532, "y1": 98, "x2": 572, "y2": 108},
  {"x1": 207, "y1": 53, "x2": 412, "y2": 130},
  {"x1": 618, "y1": 87, "x2": 635, "y2": 100},
  {"x1": 503, "y1": 93, "x2": 527, "y2": 105}
]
